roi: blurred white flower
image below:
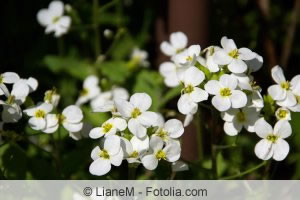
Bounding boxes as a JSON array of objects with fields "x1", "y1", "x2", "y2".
[
  {"x1": 254, "y1": 118, "x2": 291, "y2": 161},
  {"x1": 275, "y1": 107, "x2": 291, "y2": 121},
  {"x1": 141, "y1": 136, "x2": 180, "y2": 170},
  {"x1": 76, "y1": 75, "x2": 101, "y2": 106},
  {"x1": 130, "y1": 48, "x2": 149, "y2": 68},
  {"x1": 44, "y1": 88, "x2": 60, "y2": 107},
  {"x1": 160, "y1": 32, "x2": 188, "y2": 57},
  {"x1": 177, "y1": 66, "x2": 208, "y2": 114},
  {"x1": 213, "y1": 36, "x2": 256, "y2": 73},
  {"x1": 115, "y1": 93, "x2": 158, "y2": 138},
  {"x1": 37, "y1": 1, "x2": 71, "y2": 37},
  {"x1": 89, "y1": 117, "x2": 127, "y2": 139},
  {"x1": 205, "y1": 74, "x2": 247, "y2": 111},
  {"x1": 89, "y1": 135, "x2": 123, "y2": 176},
  {"x1": 0, "y1": 72, "x2": 20, "y2": 96},
  {"x1": 173, "y1": 45, "x2": 201, "y2": 66},
  {"x1": 159, "y1": 62, "x2": 181, "y2": 87},
  {"x1": 221, "y1": 107, "x2": 259, "y2": 136},
  {"x1": 24, "y1": 102, "x2": 53, "y2": 130},
  {"x1": 268, "y1": 65, "x2": 300, "y2": 107}
]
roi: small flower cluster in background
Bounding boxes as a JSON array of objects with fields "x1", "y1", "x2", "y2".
[{"x1": 160, "y1": 32, "x2": 300, "y2": 162}]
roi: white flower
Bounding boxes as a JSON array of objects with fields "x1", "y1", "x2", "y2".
[
  {"x1": 115, "y1": 93, "x2": 158, "y2": 138},
  {"x1": 173, "y1": 45, "x2": 201, "y2": 66},
  {"x1": 153, "y1": 119, "x2": 184, "y2": 143},
  {"x1": 159, "y1": 62, "x2": 181, "y2": 87},
  {"x1": 91, "y1": 91, "x2": 112, "y2": 111},
  {"x1": 245, "y1": 53, "x2": 263, "y2": 73},
  {"x1": 231, "y1": 73, "x2": 252, "y2": 91},
  {"x1": 205, "y1": 74, "x2": 247, "y2": 111},
  {"x1": 130, "y1": 48, "x2": 149, "y2": 68},
  {"x1": 0, "y1": 72, "x2": 20, "y2": 95},
  {"x1": 141, "y1": 136, "x2": 180, "y2": 170},
  {"x1": 24, "y1": 103, "x2": 53, "y2": 130},
  {"x1": 177, "y1": 66, "x2": 208, "y2": 114},
  {"x1": 89, "y1": 117, "x2": 127, "y2": 139},
  {"x1": 268, "y1": 66, "x2": 300, "y2": 107},
  {"x1": 37, "y1": 1, "x2": 71, "y2": 37},
  {"x1": 25, "y1": 77, "x2": 39, "y2": 93},
  {"x1": 275, "y1": 107, "x2": 291, "y2": 121},
  {"x1": 254, "y1": 118, "x2": 291, "y2": 161},
  {"x1": 221, "y1": 107, "x2": 259, "y2": 136},
  {"x1": 248, "y1": 87, "x2": 264, "y2": 110},
  {"x1": 121, "y1": 136, "x2": 149, "y2": 163},
  {"x1": 76, "y1": 75, "x2": 101, "y2": 105},
  {"x1": 44, "y1": 88, "x2": 60, "y2": 107},
  {"x1": 204, "y1": 46, "x2": 222, "y2": 72},
  {"x1": 89, "y1": 135, "x2": 123, "y2": 176},
  {"x1": 213, "y1": 36, "x2": 256, "y2": 73},
  {"x1": 160, "y1": 32, "x2": 188, "y2": 56}
]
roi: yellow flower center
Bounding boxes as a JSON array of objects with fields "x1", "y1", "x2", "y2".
[
  {"x1": 102, "y1": 123, "x2": 113, "y2": 133},
  {"x1": 6, "y1": 95, "x2": 15, "y2": 105},
  {"x1": 52, "y1": 16, "x2": 61, "y2": 24},
  {"x1": 184, "y1": 84, "x2": 194, "y2": 94},
  {"x1": 155, "y1": 150, "x2": 166, "y2": 160},
  {"x1": 186, "y1": 56, "x2": 193, "y2": 62},
  {"x1": 228, "y1": 49, "x2": 239, "y2": 59},
  {"x1": 131, "y1": 108, "x2": 141, "y2": 118},
  {"x1": 266, "y1": 134, "x2": 279, "y2": 143},
  {"x1": 44, "y1": 89, "x2": 57, "y2": 103},
  {"x1": 236, "y1": 111, "x2": 246, "y2": 122},
  {"x1": 80, "y1": 88, "x2": 89, "y2": 96},
  {"x1": 278, "y1": 109, "x2": 288, "y2": 119},
  {"x1": 99, "y1": 150, "x2": 110, "y2": 159},
  {"x1": 220, "y1": 88, "x2": 232, "y2": 97},
  {"x1": 280, "y1": 81, "x2": 290, "y2": 90},
  {"x1": 129, "y1": 151, "x2": 139, "y2": 158},
  {"x1": 34, "y1": 109, "x2": 46, "y2": 118},
  {"x1": 156, "y1": 128, "x2": 168, "y2": 140}
]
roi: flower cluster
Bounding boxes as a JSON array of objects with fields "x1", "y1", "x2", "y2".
[
  {"x1": 159, "y1": 32, "x2": 300, "y2": 161},
  {"x1": 89, "y1": 92, "x2": 184, "y2": 176}
]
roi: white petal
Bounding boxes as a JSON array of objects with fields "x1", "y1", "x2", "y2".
[
  {"x1": 246, "y1": 54, "x2": 263, "y2": 72},
  {"x1": 159, "y1": 62, "x2": 176, "y2": 77},
  {"x1": 130, "y1": 93, "x2": 152, "y2": 112},
  {"x1": 273, "y1": 120, "x2": 292, "y2": 139},
  {"x1": 228, "y1": 59, "x2": 247, "y2": 74},
  {"x1": 91, "y1": 146, "x2": 101, "y2": 160},
  {"x1": 238, "y1": 48, "x2": 256, "y2": 60},
  {"x1": 2, "y1": 72, "x2": 20, "y2": 84},
  {"x1": 63, "y1": 122, "x2": 83, "y2": 132},
  {"x1": 113, "y1": 117, "x2": 127, "y2": 131},
  {"x1": 221, "y1": 109, "x2": 239, "y2": 122},
  {"x1": 190, "y1": 88, "x2": 208, "y2": 103},
  {"x1": 104, "y1": 135, "x2": 121, "y2": 155},
  {"x1": 187, "y1": 45, "x2": 200, "y2": 56},
  {"x1": 141, "y1": 154, "x2": 158, "y2": 170},
  {"x1": 206, "y1": 56, "x2": 220, "y2": 72},
  {"x1": 277, "y1": 91, "x2": 297, "y2": 107},
  {"x1": 89, "y1": 158, "x2": 111, "y2": 176},
  {"x1": 114, "y1": 99, "x2": 133, "y2": 118},
  {"x1": 59, "y1": 16, "x2": 71, "y2": 27},
  {"x1": 0, "y1": 84, "x2": 9, "y2": 97},
  {"x1": 37, "y1": 9, "x2": 52, "y2": 26},
  {"x1": 160, "y1": 42, "x2": 176, "y2": 56},
  {"x1": 221, "y1": 36, "x2": 237, "y2": 52},
  {"x1": 164, "y1": 144, "x2": 181, "y2": 162},
  {"x1": 83, "y1": 75, "x2": 99, "y2": 88},
  {"x1": 219, "y1": 74, "x2": 237, "y2": 89},
  {"x1": 138, "y1": 111, "x2": 158, "y2": 127},
  {"x1": 2, "y1": 105, "x2": 22, "y2": 123},
  {"x1": 42, "y1": 114, "x2": 59, "y2": 133},
  {"x1": 212, "y1": 95, "x2": 231, "y2": 112},
  {"x1": 110, "y1": 149, "x2": 124, "y2": 166},
  {"x1": 273, "y1": 139, "x2": 289, "y2": 161},
  {"x1": 268, "y1": 85, "x2": 286, "y2": 101},
  {"x1": 183, "y1": 114, "x2": 194, "y2": 127},
  {"x1": 62, "y1": 105, "x2": 83, "y2": 123},
  {"x1": 172, "y1": 160, "x2": 189, "y2": 172},
  {"x1": 177, "y1": 94, "x2": 198, "y2": 114},
  {"x1": 29, "y1": 117, "x2": 46, "y2": 130},
  {"x1": 150, "y1": 136, "x2": 164, "y2": 152},
  {"x1": 204, "y1": 80, "x2": 222, "y2": 95},
  {"x1": 131, "y1": 136, "x2": 149, "y2": 153},
  {"x1": 230, "y1": 90, "x2": 247, "y2": 108},
  {"x1": 121, "y1": 138, "x2": 133, "y2": 157},
  {"x1": 89, "y1": 127, "x2": 105, "y2": 139},
  {"x1": 255, "y1": 139, "x2": 273, "y2": 160},
  {"x1": 165, "y1": 74, "x2": 180, "y2": 87},
  {"x1": 39, "y1": 103, "x2": 53, "y2": 113},
  {"x1": 170, "y1": 32, "x2": 188, "y2": 49},
  {"x1": 224, "y1": 121, "x2": 242, "y2": 136},
  {"x1": 254, "y1": 118, "x2": 273, "y2": 138},
  {"x1": 291, "y1": 75, "x2": 300, "y2": 95},
  {"x1": 128, "y1": 119, "x2": 147, "y2": 138},
  {"x1": 271, "y1": 65, "x2": 286, "y2": 84},
  {"x1": 213, "y1": 50, "x2": 232, "y2": 65},
  {"x1": 11, "y1": 81, "x2": 30, "y2": 101},
  {"x1": 49, "y1": 0, "x2": 64, "y2": 16},
  {"x1": 112, "y1": 87, "x2": 129, "y2": 100},
  {"x1": 26, "y1": 77, "x2": 38, "y2": 92},
  {"x1": 164, "y1": 119, "x2": 184, "y2": 138},
  {"x1": 182, "y1": 66, "x2": 205, "y2": 86}
]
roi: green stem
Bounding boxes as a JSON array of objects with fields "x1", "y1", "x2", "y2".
[
  {"x1": 210, "y1": 109, "x2": 218, "y2": 179},
  {"x1": 195, "y1": 109, "x2": 203, "y2": 161},
  {"x1": 220, "y1": 161, "x2": 267, "y2": 180},
  {"x1": 93, "y1": 0, "x2": 101, "y2": 58},
  {"x1": 213, "y1": 143, "x2": 237, "y2": 150},
  {"x1": 128, "y1": 165, "x2": 136, "y2": 180},
  {"x1": 51, "y1": 134, "x2": 62, "y2": 178}
]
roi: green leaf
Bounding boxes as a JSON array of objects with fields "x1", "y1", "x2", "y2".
[
  {"x1": 98, "y1": 61, "x2": 130, "y2": 84},
  {"x1": 133, "y1": 70, "x2": 164, "y2": 111},
  {"x1": 160, "y1": 86, "x2": 182, "y2": 108},
  {"x1": 82, "y1": 106, "x2": 110, "y2": 126}
]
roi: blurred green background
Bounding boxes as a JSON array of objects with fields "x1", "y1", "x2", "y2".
[{"x1": 0, "y1": 0, "x2": 300, "y2": 180}]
